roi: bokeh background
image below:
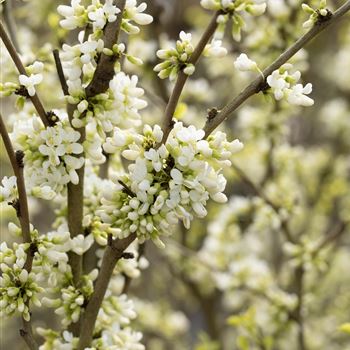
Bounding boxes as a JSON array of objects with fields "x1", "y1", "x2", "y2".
[{"x1": 1, "y1": 0, "x2": 350, "y2": 349}]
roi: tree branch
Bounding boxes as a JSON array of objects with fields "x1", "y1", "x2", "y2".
[
  {"x1": 0, "y1": 114, "x2": 38, "y2": 350},
  {"x1": 53, "y1": 49, "x2": 69, "y2": 96},
  {"x1": 161, "y1": 11, "x2": 221, "y2": 144},
  {"x1": 77, "y1": 233, "x2": 137, "y2": 350},
  {"x1": 203, "y1": 0, "x2": 350, "y2": 136},
  {"x1": 85, "y1": 0, "x2": 126, "y2": 98},
  {"x1": 2, "y1": 0, "x2": 20, "y2": 52},
  {"x1": 0, "y1": 21, "x2": 49, "y2": 127}
]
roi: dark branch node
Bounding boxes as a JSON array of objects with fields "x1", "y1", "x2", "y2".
[
  {"x1": 207, "y1": 107, "x2": 218, "y2": 121},
  {"x1": 257, "y1": 80, "x2": 270, "y2": 94},
  {"x1": 9, "y1": 199, "x2": 21, "y2": 216},
  {"x1": 121, "y1": 252, "x2": 134, "y2": 260},
  {"x1": 15, "y1": 150, "x2": 24, "y2": 168},
  {"x1": 46, "y1": 111, "x2": 59, "y2": 126},
  {"x1": 15, "y1": 86, "x2": 30, "y2": 98},
  {"x1": 316, "y1": 9, "x2": 333, "y2": 24}
]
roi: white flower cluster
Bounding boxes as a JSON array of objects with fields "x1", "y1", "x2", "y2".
[
  {"x1": 61, "y1": 35, "x2": 104, "y2": 92},
  {"x1": 154, "y1": 31, "x2": 195, "y2": 81},
  {"x1": 0, "y1": 242, "x2": 43, "y2": 321},
  {"x1": 97, "y1": 294, "x2": 137, "y2": 331},
  {"x1": 57, "y1": 0, "x2": 120, "y2": 31},
  {"x1": 18, "y1": 61, "x2": 44, "y2": 97},
  {"x1": 11, "y1": 117, "x2": 84, "y2": 200},
  {"x1": 103, "y1": 72, "x2": 147, "y2": 130},
  {"x1": 97, "y1": 324, "x2": 145, "y2": 350},
  {"x1": 43, "y1": 269, "x2": 97, "y2": 326},
  {"x1": 37, "y1": 329, "x2": 79, "y2": 350},
  {"x1": 63, "y1": 50, "x2": 147, "y2": 133},
  {"x1": 267, "y1": 64, "x2": 314, "y2": 107},
  {"x1": 302, "y1": 0, "x2": 330, "y2": 29},
  {"x1": 284, "y1": 238, "x2": 328, "y2": 271},
  {"x1": 201, "y1": 0, "x2": 267, "y2": 41},
  {"x1": 0, "y1": 176, "x2": 17, "y2": 203},
  {"x1": 100, "y1": 122, "x2": 243, "y2": 246}
]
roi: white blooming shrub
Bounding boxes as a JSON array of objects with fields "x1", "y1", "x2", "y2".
[{"x1": 0, "y1": 0, "x2": 349, "y2": 349}]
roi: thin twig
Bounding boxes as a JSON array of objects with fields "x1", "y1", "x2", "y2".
[
  {"x1": 0, "y1": 114, "x2": 38, "y2": 350},
  {"x1": 203, "y1": 0, "x2": 350, "y2": 136},
  {"x1": 0, "y1": 21, "x2": 49, "y2": 127},
  {"x1": 160, "y1": 11, "x2": 221, "y2": 144},
  {"x1": 2, "y1": 0, "x2": 20, "y2": 52},
  {"x1": 53, "y1": 49, "x2": 69, "y2": 96}
]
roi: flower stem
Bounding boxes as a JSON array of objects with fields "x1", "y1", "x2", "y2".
[
  {"x1": 0, "y1": 114, "x2": 38, "y2": 349},
  {"x1": 0, "y1": 21, "x2": 49, "y2": 127},
  {"x1": 161, "y1": 11, "x2": 221, "y2": 144}
]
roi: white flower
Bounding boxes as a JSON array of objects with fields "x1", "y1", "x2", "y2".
[
  {"x1": 286, "y1": 83, "x2": 314, "y2": 106},
  {"x1": 19, "y1": 73, "x2": 43, "y2": 96},
  {"x1": 204, "y1": 39, "x2": 228, "y2": 58},
  {"x1": 57, "y1": 0, "x2": 87, "y2": 30},
  {"x1": 234, "y1": 53, "x2": 258, "y2": 72},
  {"x1": 70, "y1": 234, "x2": 94, "y2": 255},
  {"x1": 125, "y1": 0, "x2": 153, "y2": 25},
  {"x1": 0, "y1": 176, "x2": 17, "y2": 203},
  {"x1": 266, "y1": 70, "x2": 290, "y2": 100},
  {"x1": 266, "y1": 67, "x2": 314, "y2": 107}
]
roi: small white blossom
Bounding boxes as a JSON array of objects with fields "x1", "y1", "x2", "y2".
[
  {"x1": 0, "y1": 176, "x2": 17, "y2": 203},
  {"x1": 234, "y1": 53, "x2": 259, "y2": 72},
  {"x1": 19, "y1": 73, "x2": 42, "y2": 97}
]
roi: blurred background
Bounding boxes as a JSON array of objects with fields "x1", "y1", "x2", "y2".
[{"x1": 1, "y1": 0, "x2": 350, "y2": 349}]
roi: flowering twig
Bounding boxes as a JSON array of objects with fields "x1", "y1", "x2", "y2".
[
  {"x1": 0, "y1": 114, "x2": 38, "y2": 350},
  {"x1": 0, "y1": 21, "x2": 49, "y2": 127},
  {"x1": 203, "y1": 0, "x2": 350, "y2": 136},
  {"x1": 85, "y1": 0, "x2": 126, "y2": 97},
  {"x1": 77, "y1": 233, "x2": 137, "y2": 350},
  {"x1": 161, "y1": 10, "x2": 221, "y2": 144}
]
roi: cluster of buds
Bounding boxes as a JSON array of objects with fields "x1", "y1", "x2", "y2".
[
  {"x1": 154, "y1": 31, "x2": 195, "y2": 81},
  {"x1": 201, "y1": 0, "x2": 267, "y2": 41},
  {"x1": 0, "y1": 243, "x2": 43, "y2": 321}
]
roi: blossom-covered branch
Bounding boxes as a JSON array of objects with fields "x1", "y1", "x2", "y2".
[
  {"x1": 0, "y1": 21, "x2": 49, "y2": 127},
  {"x1": 203, "y1": 0, "x2": 350, "y2": 136},
  {"x1": 0, "y1": 114, "x2": 38, "y2": 349},
  {"x1": 160, "y1": 11, "x2": 221, "y2": 144}
]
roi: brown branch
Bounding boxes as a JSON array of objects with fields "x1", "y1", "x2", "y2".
[
  {"x1": 77, "y1": 233, "x2": 137, "y2": 350},
  {"x1": 2, "y1": 0, "x2": 20, "y2": 52},
  {"x1": 85, "y1": 0, "x2": 126, "y2": 98},
  {"x1": 0, "y1": 21, "x2": 49, "y2": 127},
  {"x1": 53, "y1": 49, "x2": 69, "y2": 96},
  {"x1": 67, "y1": 1, "x2": 126, "y2": 290},
  {"x1": 203, "y1": 0, "x2": 350, "y2": 136},
  {"x1": 160, "y1": 11, "x2": 221, "y2": 144},
  {"x1": 0, "y1": 114, "x2": 38, "y2": 350}
]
